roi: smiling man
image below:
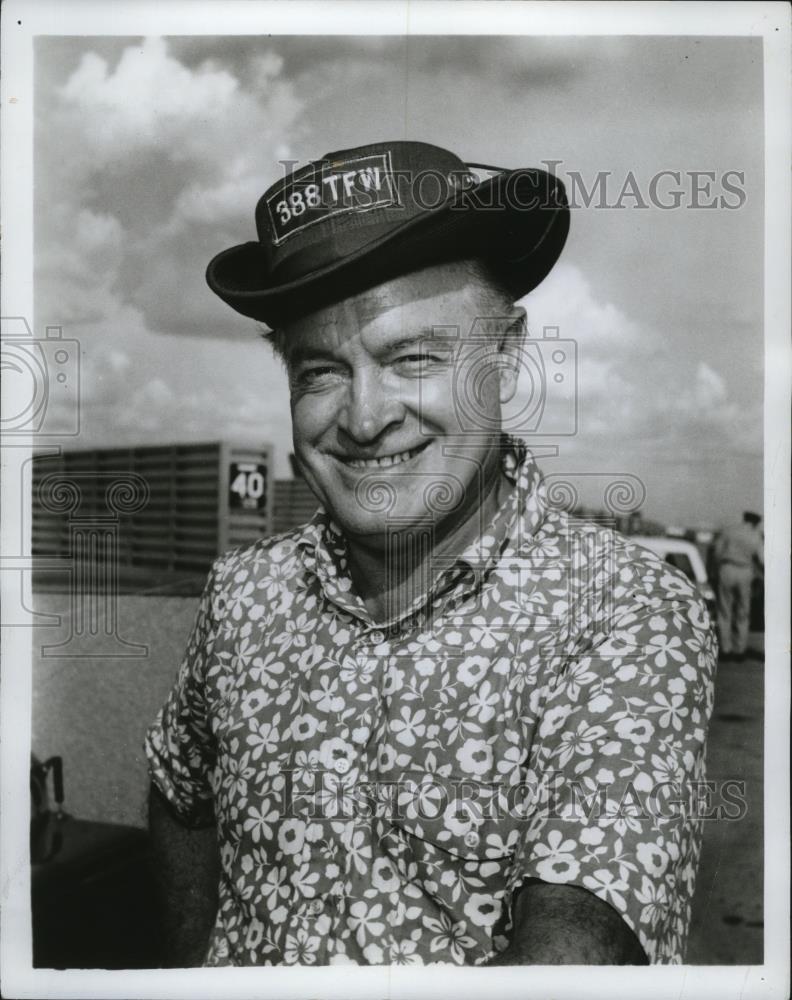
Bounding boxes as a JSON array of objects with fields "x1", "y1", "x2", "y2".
[
  {"x1": 280, "y1": 261, "x2": 523, "y2": 622},
  {"x1": 145, "y1": 141, "x2": 717, "y2": 967}
]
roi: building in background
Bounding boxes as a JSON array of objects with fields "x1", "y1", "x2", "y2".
[
  {"x1": 33, "y1": 446, "x2": 728, "y2": 600},
  {"x1": 31, "y1": 442, "x2": 276, "y2": 593},
  {"x1": 272, "y1": 473, "x2": 319, "y2": 535}
]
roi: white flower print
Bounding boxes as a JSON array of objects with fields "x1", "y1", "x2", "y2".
[
  {"x1": 423, "y1": 913, "x2": 476, "y2": 963},
  {"x1": 648, "y1": 633, "x2": 686, "y2": 669},
  {"x1": 463, "y1": 893, "x2": 502, "y2": 928},
  {"x1": 362, "y1": 942, "x2": 384, "y2": 963},
  {"x1": 614, "y1": 716, "x2": 655, "y2": 745},
  {"x1": 389, "y1": 939, "x2": 423, "y2": 964},
  {"x1": 457, "y1": 656, "x2": 489, "y2": 687},
  {"x1": 145, "y1": 438, "x2": 716, "y2": 966},
  {"x1": 390, "y1": 707, "x2": 427, "y2": 747},
  {"x1": 538, "y1": 704, "x2": 569, "y2": 738},
  {"x1": 371, "y1": 857, "x2": 401, "y2": 893},
  {"x1": 228, "y1": 578, "x2": 255, "y2": 620},
  {"x1": 455, "y1": 738, "x2": 493, "y2": 776},
  {"x1": 554, "y1": 722, "x2": 607, "y2": 767},
  {"x1": 292, "y1": 713, "x2": 320, "y2": 741},
  {"x1": 636, "y1": 841, "x2": 669, "y2": 877},
  {"x1": 466, "y1": 681, "x2": 500, "y2": 723},
  {"x1": 532, "y1": 829, "x2": 581, "y2": 883},
  {"x1": 635, "y1": 875, "x2": 669, "y2": 927},
  {"x1": 246, "y1": 721, "x2": 279, "y2": 760},
  {"x1": 535, "y1": 854, "x2": 581, "y2": 882},
  {"x1": 582, "y1": 869, "x2": 630, "y2": 911},
  {"x1": 277, "y1": 818, "x2": 306, "y2": 856},
  {"x1": 349, "y1": 901, "x2": 386, "y2": 946},
  {"x1": 243, "y1": 799, "x2": 279, "y2": 844},
  {"x1": 283, "y1": 927, "x2": 320, "y2": 964},
  {"x1": 648, "y1": 692, "x2": 689, "y2": 731}
]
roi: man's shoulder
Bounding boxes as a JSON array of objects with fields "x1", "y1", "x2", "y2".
[{"x1": 549, "y1": 513, "x2": 702, "y2": 605}]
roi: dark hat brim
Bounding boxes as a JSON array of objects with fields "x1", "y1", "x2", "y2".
[{"x1": 206, "y1": 168, "x2": 569, "y2": 328}]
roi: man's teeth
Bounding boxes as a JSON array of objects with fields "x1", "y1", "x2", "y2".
[{"x1": 346, "y1": 447, "x2": 421, "y2": 469}]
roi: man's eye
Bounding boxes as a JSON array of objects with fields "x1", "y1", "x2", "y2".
[
  {"x1": 395, "y1": 353, "x2": 443, "y2": 369},
  {"x1": 293, "y1": 366, "x2": 339, "y2": 387}
]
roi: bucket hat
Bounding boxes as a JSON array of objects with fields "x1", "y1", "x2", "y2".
[{"x1": 206, "y1": 140, "x2": 569, "y2": 327}]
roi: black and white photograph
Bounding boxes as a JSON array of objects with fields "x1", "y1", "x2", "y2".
[{"x1": 1, "y1": 2, "x2": 789, "y2": 998}]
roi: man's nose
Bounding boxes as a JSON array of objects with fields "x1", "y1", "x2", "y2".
[{"x1": 337, "y1": 365, "x2": 405, "y2": 443}]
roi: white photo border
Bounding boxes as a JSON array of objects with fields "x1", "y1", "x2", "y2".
[{"x1": 1, "y1": 2, "x2": 789, "y2": 998}]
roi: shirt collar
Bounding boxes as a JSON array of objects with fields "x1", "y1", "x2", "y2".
[
  {"x1": 296, "y1": 434, "x2": 549, "y2": 614},
  {"x1": 451, "y1": 435, "x2": 548, "y2": 587}
]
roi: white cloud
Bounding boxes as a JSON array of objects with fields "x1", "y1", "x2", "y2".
[
  {"x1": 38, "y1": 36, "x2": 304, "y2": 341},
  {"x1": 692, "y1": 361, "x2": 727, "y2": 409},
  {"x1": 172, "y1": 167, "x2": 264, "y2": 228},
  {"x1": 508, "y1": 263, "x2": 759, "y2": 465},
  {"x1": 52, "y1": 34, "x2": 303, "y2": 206},
  {"x1": 509, "y1": 262, "x2": 656, "y2": 432},
  {"x1": 33, "y1": 36, "x2": 762, "y2": 523},
  {"x1": 520, "y1": 262, "x2": 651, "y2": 355},
  {"x1": 58, "y1": 37, "x2": 239, "y2": 161},
  {"x1": 36, "y1": 208, "x2": 126, "y2": 326}
]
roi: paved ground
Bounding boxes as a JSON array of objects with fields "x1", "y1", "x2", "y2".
[{"x1": 686, "y1": 651, "x2": 764, "y2": 964}]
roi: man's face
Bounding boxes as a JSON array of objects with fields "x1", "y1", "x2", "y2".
[{"x1": 281, "y1": 261, "x2": 523, "y2": 548}]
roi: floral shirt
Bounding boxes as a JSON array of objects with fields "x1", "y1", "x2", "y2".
[{"x1": 145, "y1": 437, "x2": 717, "y2": 966}]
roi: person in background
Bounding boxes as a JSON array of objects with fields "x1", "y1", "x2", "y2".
[{"x1": 712, "y1": 510, "x2": 764, "y2": 662}]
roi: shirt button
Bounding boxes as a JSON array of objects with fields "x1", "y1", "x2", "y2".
[
  {"x1": 370, "y1": 629, "x2": 386, "y2": 645},
  {"x1": 464, "y1": 831, "x2": 480, "y2": 849},
  {"x1": 334, "y1": 757, "x2": 351, "y2": 775},
  {"x1": 308, "y1": 899, "x2": 323, "y2": 916}
]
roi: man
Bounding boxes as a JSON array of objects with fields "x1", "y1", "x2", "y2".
[
  {"x1": 145, "y1": 141, "x2": 717, "y2": 966},
  {"x1": 712, "y1": 511, "x2": 763, "y2": 661}
]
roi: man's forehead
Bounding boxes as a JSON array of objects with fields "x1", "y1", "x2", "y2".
[{"x1": 286, "y1": 261, "x2": 482, "y2": 341}]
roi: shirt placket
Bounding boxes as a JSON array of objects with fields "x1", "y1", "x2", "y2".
[{"x1": 292, "y1": 475, "x2": 540, "y2": 961}]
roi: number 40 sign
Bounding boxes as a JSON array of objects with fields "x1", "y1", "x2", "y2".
[{"x1": 229, "y1": 461, "x2": 268, "y2": 511}]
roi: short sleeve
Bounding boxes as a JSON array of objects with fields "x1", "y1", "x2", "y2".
[
  {"x1": 506, "y1": 585, "x2": 718, "y2": 963},
  {"x1": 144, "y1": 564, "x2": 222, "y2": 827}
]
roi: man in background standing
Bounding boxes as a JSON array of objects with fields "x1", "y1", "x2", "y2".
[{"x1": 713, "y1": 511, "x2": 764, "y2": 661}]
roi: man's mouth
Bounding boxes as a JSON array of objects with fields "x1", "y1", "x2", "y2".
[{"x1": 339, "y1": 441, "x2": 429, "y2": 469}]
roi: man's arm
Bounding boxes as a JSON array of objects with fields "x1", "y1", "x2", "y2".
[
  {"x1": 487, "y1": 880, "x2": 648, "y2": 965},
  {"x1": 148, "y1": 782, "x2": 220, "y2": 967}
]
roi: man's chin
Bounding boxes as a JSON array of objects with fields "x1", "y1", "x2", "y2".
[{"x1": 332, "y1": 509, "x2": 438, "y2": 547}]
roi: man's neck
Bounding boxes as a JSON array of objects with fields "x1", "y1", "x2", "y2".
[{"x1": 345, "y1": 467, "x2": 513, "y2": 624}]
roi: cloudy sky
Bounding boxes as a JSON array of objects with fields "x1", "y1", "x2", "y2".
[{"x1": 34, "y1": 34, "x2": 763, "y2": 527}]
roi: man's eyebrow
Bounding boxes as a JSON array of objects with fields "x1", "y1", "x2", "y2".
[
  {"x1": 287, "y1": 345, "x2": 340, "y2": 367},
  {"x1": 387, "y1": 330, "x2": 456, "y2": 352},
  {"x1": 287, "y1": 328, "x2": 457, "y2": 366}
]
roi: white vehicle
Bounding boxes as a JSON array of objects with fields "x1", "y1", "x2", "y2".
[{"x1": 631, "y1": 535, "x2": 717, "y2": 617}]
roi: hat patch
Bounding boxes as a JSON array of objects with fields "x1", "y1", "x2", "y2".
[{"x1": 266, "y1": 152, "x2": 397, "y2": 245}]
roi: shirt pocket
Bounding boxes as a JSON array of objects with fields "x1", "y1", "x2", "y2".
[
  {"x1": 376, "y1": 770, "x2": 523, "y2": 865},
  {"x1": 374, "y1": 776, "x2": 522, "y2": 950}
]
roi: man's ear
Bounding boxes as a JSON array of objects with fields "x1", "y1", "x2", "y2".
[{"x1": 498, "y1": 306, "x2": 527, "y2": 405}]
